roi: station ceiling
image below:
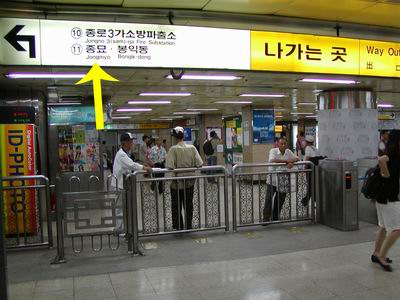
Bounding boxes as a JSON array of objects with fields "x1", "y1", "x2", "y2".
[
  {"x1": 1, "y1": 1, "x2": 400, "y2": 123},
  {"x1": 1, "y1": 66, "x2": 399, "y2": 122},
  {"x1": 6, "y1": 0, "x2": 400, "y2": 29}
]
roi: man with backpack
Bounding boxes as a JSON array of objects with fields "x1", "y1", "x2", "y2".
[{"x1": 203, "y1": 131, "x2": 220, "y2": 183}]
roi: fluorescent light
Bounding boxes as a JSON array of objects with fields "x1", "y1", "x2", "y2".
[
  {"x1": 297, "y1": 102, "x2": 317, "y2": 106},
  {"x1": 116, "y1": 108, "x2": 152, "y2": 112},
  {"x1": 290, "y1": 112, "x2": 314, "y2": 115},
  {"x1": 160, "y1": 116, "x2": 183, "y2": 119},
  {"x1": 299, "y1": 78, "x2": 357, "y2": 84},
  {"x1": 377, "y1": 103, "x2": 394, "y2": 108},
  {"x1": 139, "y1": 92, "x2": 191, "y2": 96},
  {"x1": 6, "y1": 73, "x2": 85, "y2": 79},
  {"x1": 214, "y1": 101, "x2": 252, "y2": 104},
  {"x1": 305, "y1": 115, "x2": 318, "y2": 118},
  {"x1": 151, "y1": 118, "x2": 173, "y2": 121},
  {"x1": 48, "y1": 102, "x2": 82, "y2": 106},
  {"x1": 166, "y1": 74, "x2": 241, "y2": 80},
  {"x1": 128, "y1": 100, "x2": 171, "y2": 105},
  {"x1": 187, "y1": 108, "x2": 219, "y2": 111},
  {"x1": 112, "y1": 116, "x2": 132, "y2": 120},
  {"x1": 274, "y1": 108, "x2": 287, "y2": 111},
  {"x1": 240, "y1": 93, "x2": 285, "y2": 97},
  {"x1": 173, "y1": 112, "x2": 201, "y2": 115},
  {"x1": 275, "y1": 115, "x2": 283, "y2": 118}
]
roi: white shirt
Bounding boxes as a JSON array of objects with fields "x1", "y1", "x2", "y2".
[
  {"x1": 268, "y1": 148, "x2": 298, "y2": 188},
  {"x1": 112, "y1": 148, "x2": 144, "y2": 189},
  {"x1": 269, "y1": 148, "x2": 298, "y2": 163},
  {"x1": 304, "y1": 145, "x2": 320, "y2": 160}
]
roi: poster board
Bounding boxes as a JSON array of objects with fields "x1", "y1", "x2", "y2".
[
  {"x1": 253, "y1": 110, "x2": 275, "y2": 144},
  {"x1": 58, "y1": 124, "x2": 100, "y2": 172},
  {"x1": 224, "y1": 116, "x2": 243, "y2": 164}
]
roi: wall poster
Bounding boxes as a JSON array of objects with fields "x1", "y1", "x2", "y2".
[
  {"x1": 253, "y1": 110, "x2": 275, "y2": 144},
  {"x1": 0, "y1": 124, "x2": 38, "y2": 234},
  {"x1": 224, "y1": 116, "x2": 243, "y2": 164},
  {"x1": 58, "y1": 124, "x2": 100, "y2": 172}
]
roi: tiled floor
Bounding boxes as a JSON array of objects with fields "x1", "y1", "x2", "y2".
[{"x1": 8, "y1": 240, "x2": 400, "y2": 300}]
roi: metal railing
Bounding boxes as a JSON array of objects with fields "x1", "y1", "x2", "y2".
[
  {"x1": 52, "y1": 174, "x2": 124, "y2": 264},
  {"x1": 1, "y1": 175, "x2": 53, "y2": 250},
  {"x1": 232, "y1": 162, "x2": 315, "y2": 230},
  {"x1": 125, "y1": 166, "x2": 229, "y2": 255}
]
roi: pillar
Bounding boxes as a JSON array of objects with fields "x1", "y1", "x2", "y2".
[{"x1": 317, "y1": 89, "x2": 378, "y2": 161}]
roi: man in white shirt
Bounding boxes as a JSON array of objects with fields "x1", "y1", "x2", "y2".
[
  {"x1": 263, "y1": 138, "x2": 299, "y2": 222},
  {"x1": 112, "y1": 133, "x2": 151, "y2": 231},
  {"x1": 304, "y1": 135, "x2": 320, "y2": 161},
  {"x1": 166, "y1": 126, "x2": 203, "y2": 230}
]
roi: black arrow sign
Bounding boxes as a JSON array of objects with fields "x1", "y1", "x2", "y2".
[{"x1": 4, "y1": 25, "x2": 36, "y2": 58}]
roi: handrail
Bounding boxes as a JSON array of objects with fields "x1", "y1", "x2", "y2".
[
  {"x1": 232, "y1": 162, "x2": 315, "y2": 231},
  {"x1": 1, "y1": 175, "x2": 53, "y2": 248}
]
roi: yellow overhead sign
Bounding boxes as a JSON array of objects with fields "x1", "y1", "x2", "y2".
[
  {"x1": 360, "y1": 40, "x2": 400, "y2": 77},
  {"x1": 251, "y1": 31, "x2": 359, "y2": 75}
]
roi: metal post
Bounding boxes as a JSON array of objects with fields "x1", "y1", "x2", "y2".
[
  {"x1": 311, "y1": 164, "x2": 317, "y2": 224},
  {"x1": 51, "y1": 177, "x2": 66, "y2": 264},
  {"x1": 0, "y1": 153, "x2": 9, "y2": 299},
  {"x1": 232, "y1": 165, "x2": 237, "y2": 231},
  {"x1": 44, "y1": 177, "x2": 53, "y2": 248},
  {"x1": 124, "y1": 175, "x2": 133, "y2": 254},
  {"x1": 130, "y1": 173, "x2": 143, "y2": 256},
  {"x1": 223, "y1": 167, "x2": 229, "y2": 231}
]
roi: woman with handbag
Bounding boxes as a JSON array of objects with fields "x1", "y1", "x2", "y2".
[{"x1": 372, "y1": 130, "x2": 400, "y2": 272}]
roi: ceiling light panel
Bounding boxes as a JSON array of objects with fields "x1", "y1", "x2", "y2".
[
  {"x1": 299, "y1": 78, "x2": 358, "y2": 84},
  {"x1": 116, "y1": 108, "x2": 152, "y2": 112},
  {"x1": 165, "y1": 74, "x2": 242, "y2": 80},
  {"x1": 139, "y1": 92, "x2": 191, "y2": 96},
  {"x1": 240, "y1": 93, "x2": 286, "y2": 97},
  {"x1": 6, "y1": 73, "x2": 85, "y2": 79},
  {"x1": 128, "y1": 101, "x2": 171, "y2": 104}
]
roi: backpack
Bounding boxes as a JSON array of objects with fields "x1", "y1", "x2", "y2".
[
  {"x1": 203, "y1": 140, "x2": 214, "y2": 156},
  {"x1": 361, "y1": 166, "x2": 383, "y2": 200}
]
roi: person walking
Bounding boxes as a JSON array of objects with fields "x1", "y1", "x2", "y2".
[
  {"x1": 111, "y1": 133, "x2": 151, "y2": 232},
  {"x1": 166, "y1": 126, "x2": 203, "y2": 230},
  {"x1": 149, "y1": 136, "x2": 167, "y2": 193},
  {"x1": 263, "y1": 138, "x2": 299, "y2": 222},
  {"x1": 372, "y1": 130, "x2": 400, "y2": 272}
]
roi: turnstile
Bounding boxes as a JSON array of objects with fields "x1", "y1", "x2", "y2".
[
  {"x1": 357, "y1": 158, "x2": 378, "y2": 225},
  {"x1": 319, "y1": 159, "x2": 359, "y2": 231}
]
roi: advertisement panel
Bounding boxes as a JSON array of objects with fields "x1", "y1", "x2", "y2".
[
  {"x1": 224, "y1": 116, "x2": 242, "y2": 164},
  {"x1": 0, "y1": 124, "x2": 37, "y2": 234},
  {"x1": 252, "y1": 110, "x2": 275, "y2": 144}
]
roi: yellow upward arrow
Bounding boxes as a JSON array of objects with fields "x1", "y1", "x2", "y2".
[{"x1": 76, "y1": 63, "x2": 118, "y2": 130}]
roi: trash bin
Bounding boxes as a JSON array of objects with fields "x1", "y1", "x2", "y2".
[{"x1": 319, "y1": 159, "x2": 358, "y2": 231}]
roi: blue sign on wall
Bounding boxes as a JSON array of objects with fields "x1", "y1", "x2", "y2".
[
  {"x1": 49, "y1": 106, "x2": 95, "y2": 125},
  {"x1": 253, "y1": 110, "x2": 275, "y2": 144}
]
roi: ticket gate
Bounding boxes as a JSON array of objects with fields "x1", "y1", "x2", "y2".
[
  {"x1": 319, "y1": 159, "x2": 359, "y2": 231},
  {"x1": 357, "y1": 158, "x2": 378, "y2": 225}
]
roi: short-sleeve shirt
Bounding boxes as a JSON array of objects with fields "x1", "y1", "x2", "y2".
[
  {"x1": 112, "y1": 148, "x2": 144, "y2": 189},
  {"x1": 305, "y1": 146, "x2": 320, "y2": 159},
  {"x1": 377, "y1": 155, "x2": 400, "y2": 204},
  {"x1": 166, "y1": 142, "x2": 203, "y2": 188},
  {"x1": 138, "y1": 143, "x2": 148, "y2": 163},
  {"x1": 149, "y1": 145, "x2": 167, "y2": 164},
  {"x1": 268, "y1": 148, "x2": 298, "y2": 190}
]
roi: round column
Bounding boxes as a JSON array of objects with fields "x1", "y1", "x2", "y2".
[{"x1": 317, "y1": 89, "x2": 378, "y2": 161}]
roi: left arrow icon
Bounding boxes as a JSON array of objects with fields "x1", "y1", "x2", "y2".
[{"x1": 4, "y1": 25, "x2": 36, "y2": 58}]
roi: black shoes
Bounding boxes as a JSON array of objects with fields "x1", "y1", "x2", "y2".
[{"x1": 371, "y1": 255, "x2": 393, "y2": 272}]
